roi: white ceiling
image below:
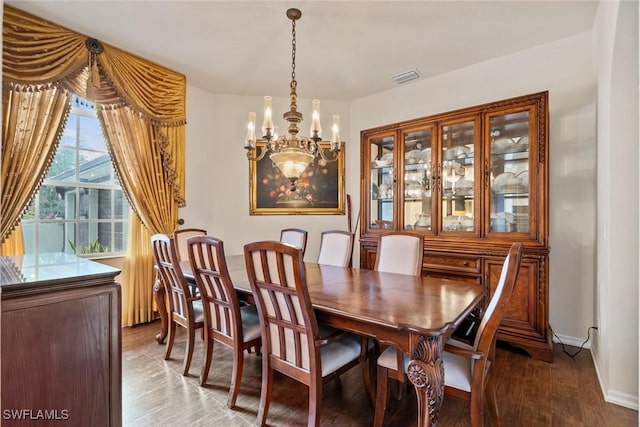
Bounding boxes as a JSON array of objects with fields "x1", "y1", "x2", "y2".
[{"x1": 6, "y1": 1, "x2": 598, "y2": 101}]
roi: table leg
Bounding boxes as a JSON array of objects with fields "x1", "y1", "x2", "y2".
[
  {"x1": 153, "y1": 276, "x2": 168, "y2": 344},
  {"x1": 407, "y1": 335, "x2": 445, "y2": 427}
]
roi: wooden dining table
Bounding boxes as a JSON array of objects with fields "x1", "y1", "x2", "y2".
[{"x1": 153, "y1": 254, "x2": 485, "y2": 427}]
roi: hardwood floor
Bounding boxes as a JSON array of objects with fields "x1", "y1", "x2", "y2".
[{"x1": 123, "y1": 321, "x2": 637, "y2": 426}]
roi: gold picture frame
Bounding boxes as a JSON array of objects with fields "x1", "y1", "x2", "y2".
[{"x1": 249, "y1": 141, "x2": 345, "y2": 215}]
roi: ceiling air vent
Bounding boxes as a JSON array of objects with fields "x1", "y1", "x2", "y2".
[{"x1": 391, "y1": 69, "x2": 421, "y2": 85}]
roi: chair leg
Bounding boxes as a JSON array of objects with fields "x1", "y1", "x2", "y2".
[
  {"x1": 164, "y1": 321, "x2": 177, "y2": 360},
  {"x1": 391, "y1": 378, "x2": 405, "y2": 400},
  {"x1": 308, "y1": 376, "x2": 322, "y2": 427},
  {"x1": 361, "y1": 337, "x2": 376, "y2": 404},
  {"x1": 227, "y1": 344, "x2": 245, "y2": 408},
  {"x1": 199, "y1": 331, "x2": 214, "y2": 386},
  {"x1": 469, "y1": 389, "x2": 484, "y2": 427},
  {"x1": 373, "y1": 364, "x2": 390, "y2": 427},
  {"x1": 182, "y1": 325, "x2": 196, "y2": 376},
  {"x1": 486, "y1": 375, "x2": 500, "y2": 427},
  {"x1": 257, "y1": 363, "x2": 272, "y2": 427}
]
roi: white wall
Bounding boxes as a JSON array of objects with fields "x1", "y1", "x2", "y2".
[
  {"x1": 350, "y1": 32, "x2": 597, "y2": 344},
  {"x1": 593, "y1": 0, "x2": 639, "y2": 410},
  {"x1": 181, "y1": 89, "x2": 352, "y2": 260}
]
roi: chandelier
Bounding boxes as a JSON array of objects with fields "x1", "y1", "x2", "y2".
[{"x1": 244, "y1": 8, "x2": 341, "y2": 191}]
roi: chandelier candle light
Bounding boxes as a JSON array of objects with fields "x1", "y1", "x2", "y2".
[{"x1": 244, "y1": 8, "x2": 341, "y2": 191}]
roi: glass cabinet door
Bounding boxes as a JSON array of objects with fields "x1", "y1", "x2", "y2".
[
  {"x1": 439, "y1": 119, "x2": 478, "y2": 234},
  {"x1": 368, "y1": 134, "x2": 394, "y2": 230},
  {"x1": 402, "y1": 127, "x2": 433, "y2": 231},
  {"x1": 487, "y1": 109, "x2": 531, "y2": 234}
]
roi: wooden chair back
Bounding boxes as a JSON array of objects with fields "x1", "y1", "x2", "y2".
[
  {"x1": 187, "y1": 235, "x2": 241, "y2": 345},
  {"x1": 375, "y1": 232, "x2": 424, "y2": 276},
  {"x1": 244, "y1": 240, "x2": 319, "y2": 378},
  {"x1": 317, "y1": 230, "x2": 354, "y2": 267},
  {"x1": 188, "y1": 235, "x2": 261, "y2": 403},
  {"x1": 151, "y1": 233, "x2": 192, "y2": 322},
  {"x1": 445, "y1": 241, "x2": 523, "y2": 426},
  {"x1": 280, "y1": 228, "x2": 308, "y2": 255},
  {"x1": 245, "y1": 240, "x2": 364, "y2": 426},
  {"x1": 474, "y1": 242, "x2": 523, "y2": 353},
  {"x1": 172, "y1": 228, "x2": 207, "y2": 262},
  {"x1": 151, "y1": 233, "x2": 204, "y2": 376}
]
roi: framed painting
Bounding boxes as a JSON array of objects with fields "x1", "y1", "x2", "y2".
[{"x1": 249, "y1": 142, "x2": 345, "y2": 215}]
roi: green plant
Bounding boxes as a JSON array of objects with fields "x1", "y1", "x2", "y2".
[{"x1": 68, "y1": 238, "x2": 111, "y2": 254}]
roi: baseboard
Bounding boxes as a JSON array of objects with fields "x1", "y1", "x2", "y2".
[
  {"x1": 552, "y1": 333, "x2": 591, "y2": 349},
  {"x1": 605, "y1": 390, "x2": 639, "y2": 410},
  {"x1": 591, "y1": 344, "x2": 639, "y2": 410}
]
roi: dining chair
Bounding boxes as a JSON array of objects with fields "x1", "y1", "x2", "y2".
[
  {"x1": 186, "y1": 235, "x2": 262, "y2": 408},
  {"x1": 172, "y1": 228, "x2": 207, "y2": 298},
  {"x1": 370, "y1": 231, "x2": 425, "y2": 400},
  {"x1": 316, "y1": 230, "x2": 354, "y2": 267},
  {"x1": 244, "y1": 240, "x2": 364, "y2": 427},
  {"x1": 373, "y1": 242, "x2": 523, "y2": 427},
  {"x1": 280, "y1": 228, "x2": 308, "y2": 255},
  {"x1": 374, "y1": 232, "x2": 424, "y2": 276},
  {"x1": 172, "y1": 228, "x2": 207, "y2": 262},
  {"x1": 151, "y1": 233, "x2": 204, "y2": 376}
]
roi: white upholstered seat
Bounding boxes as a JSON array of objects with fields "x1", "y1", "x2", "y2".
[
  {"x1": 280, "y1": 228, "x2": 308, "y2": 255},
  {"x1": 317, "y1": 230, "x2": 354, "y2": 267},
  {"x1": 375, "y1": 232, "x2": 424, "y2": 276}
]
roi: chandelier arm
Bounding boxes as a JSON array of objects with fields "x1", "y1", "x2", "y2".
[
  {"x1": 298, "y1": 136, "x2": 311, "y2": 151},
  {"x1": 318, "y1": 146, "x2": 340, "y2": 163},
  {"x1": 245, "y1": 145, "x2": 270, "y2": 162}
]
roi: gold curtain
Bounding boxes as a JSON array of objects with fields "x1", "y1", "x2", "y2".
[
  {"x1": 3, "y1": 5, "x2": 186, "y2": 325},
  {"x1": 1, "y1": 224, "x2": 25, "y2": 255},
  {"x1": 1, "y1": 84, "x2": 71, "y2": 246},
  {"x1": 122, "y1": 214, "x2": 156, "y2": 326}
]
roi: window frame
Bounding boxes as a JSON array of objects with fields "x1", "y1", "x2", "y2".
[{"x1": 21, "y1": 96, "x2": 129, "y2": 258}]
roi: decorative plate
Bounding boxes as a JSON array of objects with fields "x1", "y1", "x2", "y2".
[
  {"x1": 418, "y1": 148, "x2": 431, "y2": 164},
  {"x1": 493, "y1": 137, "x2": 529, "y2": 154},
  {"x1": 374, "y1": 152, "x2": 393, "y2": 167},
  {"x1": 493, "y1": 172, "x2": 527, "y2": 194},
  {"x1": 405, "y1": 149, "x2": 421, "y2": 164},
  {"x1": 443, "y1": 145, "x2": 471, "y2": 161}
]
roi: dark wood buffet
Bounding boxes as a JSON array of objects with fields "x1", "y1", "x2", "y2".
[{"x1": 1, "y1": 253, "x2": 121, "y2": 426}]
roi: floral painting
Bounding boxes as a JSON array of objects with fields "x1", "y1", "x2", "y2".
[{"x1": 249, "y1": 142, "x2": 345, "y2": 215}]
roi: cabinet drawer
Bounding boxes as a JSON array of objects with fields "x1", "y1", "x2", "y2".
[
  {"x1": 424, "y1": 254, "x2": 481, "y2": 274},
  {"x1": 424, "y1": 271, "x2": 481, "y2": 284}
]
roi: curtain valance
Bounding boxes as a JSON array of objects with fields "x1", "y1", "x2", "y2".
[{"x1": 3, "y1": 5, "x2": 186, "y2": 125}]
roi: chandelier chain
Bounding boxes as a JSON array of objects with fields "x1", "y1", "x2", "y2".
[{"x1": 291, "y1": 18, "x2": 296, "y2": 85}]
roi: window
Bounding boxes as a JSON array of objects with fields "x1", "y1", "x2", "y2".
[{"x1": 22, "y1": 96, "x2": 129, "y2": 257}]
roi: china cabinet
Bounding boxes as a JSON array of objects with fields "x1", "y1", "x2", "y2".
[{"x1": 360, "y1": 91, "x2": 552, "y2": 362}]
